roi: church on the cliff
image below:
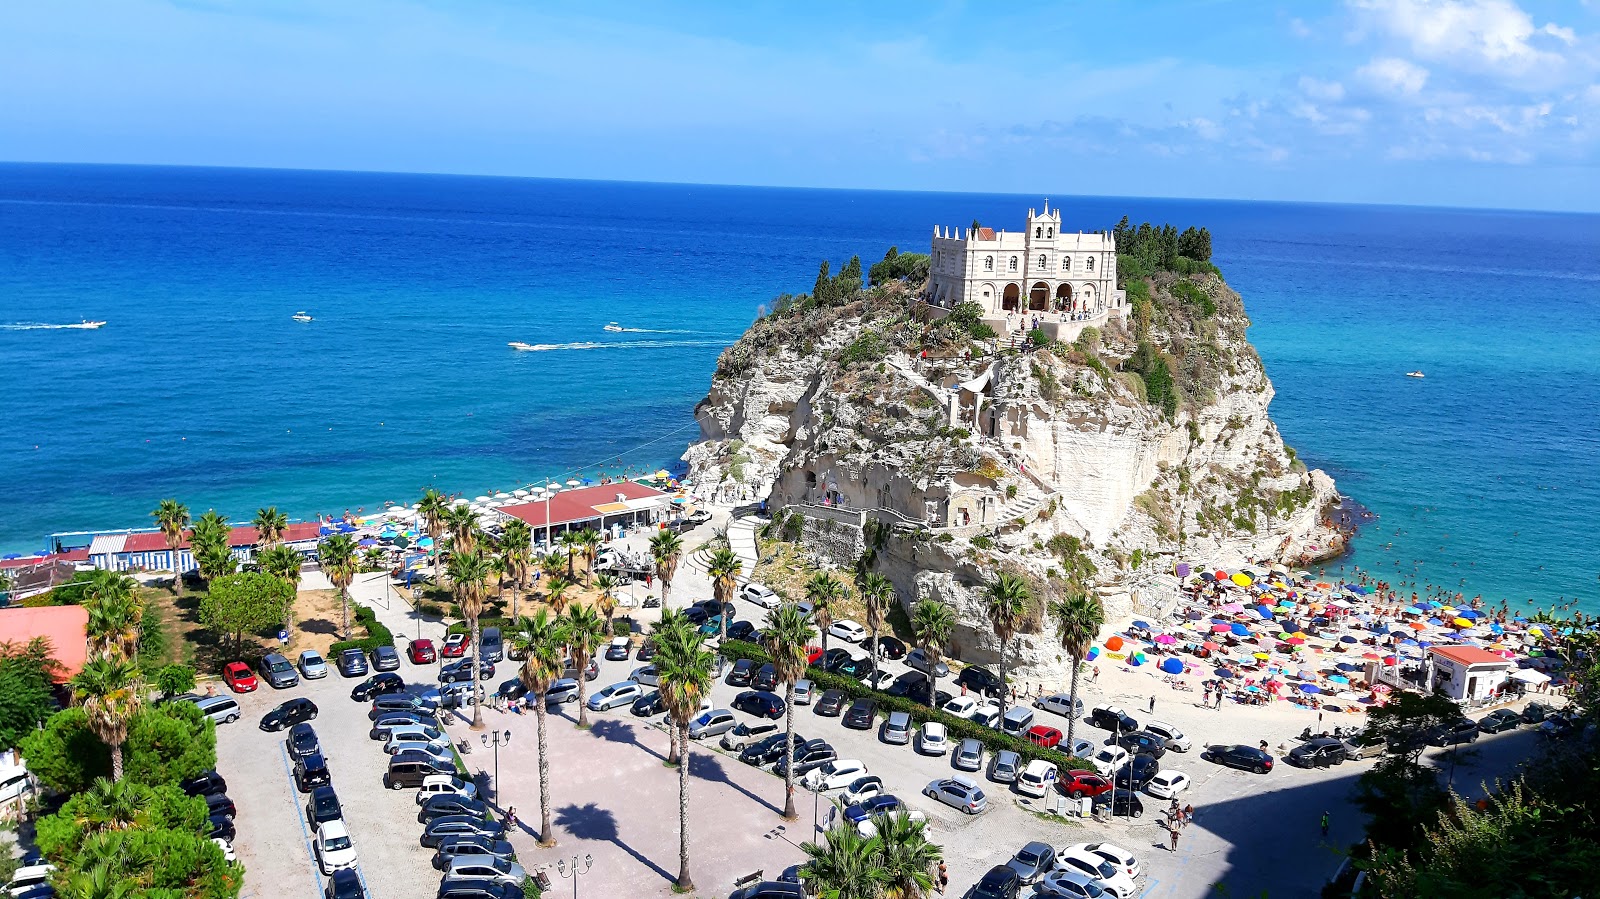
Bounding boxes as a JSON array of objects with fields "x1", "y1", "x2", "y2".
[{"x1": 925, "y1": 202, "x2": 1126, "y2": 323}]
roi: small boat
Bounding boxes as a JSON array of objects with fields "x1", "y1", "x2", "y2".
[
  {"x1": 603, "y1": 322, "x2": 624, "y2": 332},
  {"x1": 292, "y1": 312, "x2": 314, "y2": 322},
  {"x1": 509, "y1": 342, "x2": 539, "y2": 351},
  {"x1": 1406, "y1": 371, "x2": 1425, "y2": 379},
  {"x1": 71, "y1": 320, "x2": 107, "y2": 329}
]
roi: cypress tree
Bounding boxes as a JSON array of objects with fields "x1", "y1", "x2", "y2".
[
  {"x1": 836, "y1": 255, "x2": 862, "y2": 298},
  {"x1": 813, "y1": 260, "x2": 833, "y2": 306}
]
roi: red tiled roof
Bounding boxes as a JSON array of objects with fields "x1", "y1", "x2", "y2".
[
  {"x1": 977, "y1": 227, "x2": 996, "y2": 240},
  {"x1": 1430, "y1": 645, "x2": 1508, "y2": 667},
  {"x1": 111, "y1": 521, "x2": 324, "y2": 554},
  {"x1": 0, "y1": 605, "x2": 90, "y2": 681},
  {"x1": 499, "y1": 482, "x2": 668, "y2": 531}
]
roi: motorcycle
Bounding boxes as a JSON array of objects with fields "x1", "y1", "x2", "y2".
[{"x1": 642, "y1": 596, "x2": 661, "y2": 609}]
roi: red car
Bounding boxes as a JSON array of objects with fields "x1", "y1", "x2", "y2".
[
  {"x1": 440, "y1": 634, "x2": 467, "y2": 658},
  {"x1": 408, "y1": 638, "x2": 437, "y2": 664},
  {"x1": 805, "y1": 646, "x2": 824, "y2": 665},
  {"x1": 1028, "y1": 724, "x2": 1063, "y2": 748},
  {"x1": 222, "y1": 661, "x2": 258, "y2": 693},
  {"x1": 1059, "y1": 769, "x2": 1114, "y2": 800}
]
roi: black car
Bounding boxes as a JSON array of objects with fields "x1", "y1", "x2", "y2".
[
  {"x1": 832, "y1": 655, "x2": 876, "y2": 681},
  {"x1": 901, "y1": 678, "x2": 952, "y2": 709},
  {"x1": 478, "y1": 627, "x2": 504, "y2": 663},
  {"x1": 631, "y1": 690, "x2": 668, "y2": 717},
  {"x1": 432, "y1": 835, "x2": 517, "y2": 870},
  {"x1": 739, "y1": 732, "x2": 794, "y2": 766},
  {"x1": 1114, "y1": 730, "x2": 1168, "y2": 759},
  {"x1": 496, "y1": 678, "x2": 529, "y2": 703},
  {"x1": 260, "y1": 698, "x2": 319, "y2": 732},
  {"x1": 972, "y1": 864, "x2": 1022, "y2": 899},
  {"x1": 436, "y1": 879, "x2": 521, "y2": 899},
  {"x1": 179, "y1": 770, "x2": 228, "y2": 797},
  {"x1": 843, "y1": 698, "x2": 878, "y2": 729},
  {"x1": 351, "y1": 672, "x2": 406, "y2": 702},
  {"x1": 441, "y1": 658, "x2": 496, "y2": 683},
  {"x1": 820, "y1": 648, "x2": 854, "y2": 672},
  {"x1": 1092, "y1": 790, "x2": 1145, "y2": 818},
  {"x1": 773, "y1": 740, "x2": 836, "y2": 777},
  {"x1": 727, "y1": 621, "x2": 760, "y2": 643},
  {"x1": 635, "y1": 641, "x2": 658, "y2": 663},
  {"x1": 369, "y1": 693, "x2": 440, "y2": 718},
  {"x1": 1088, "y1": 707, "x2": 1140, "y2": 733},
  {"x1": 733, "y1": 690, "x2": 786, "y2": 720},
  {"x1": 337, "y1": 648, "x2": 369, "y2": 678},
  {"x1": 295, "y1": 751, "x2": 332, "y2": 791},
  {"x1": 305, "y1": 784, "x2": 343, "y2": 829},
  {"x1": 1287, "y1": 737, "x2": 1347, "y2": 768},
  {"x1": 1113, "y1": 753, "x2": 1160, "y2": 790},
  {"x1": 371, "y1": 644, "x2": 402, "y2": 672},
  {"x1": 956, "y1": 666, "x2": 1005, "y2": 699},
  {"x1": 694, "y1": 599, "x2": 729, "y2": 618},
  {"x1": 324, "y1": 868, "x2": 365, "y2": 899},
  {"x1": 1203, "y1": 743, "x2": 1274, "y2": 773},
  {"x1": 726, "y1": 659, "x2": 756, "y2": 687},
  {"x1": 419, "y1": 793, "x2": 488, "y2": 823},
  {"x1": 1540, "y1": 715, "x2": 1578, "y2": 739},
  {"x1": 1478, "y1": 708, "x2": 1523, "y2": 733},
  {"x1": 1522, "y1": 701, "x2": 1555, "y2": 724},
  {"x1": 207, "y1": 813, "x2": 236, "y2": 843},
  {"x1": 752, "y1": 663, "x2": 779, "y2": 692},
  {"x1": 885, "y1": 671, "x2": 924, "y2": 698},
  {"x1": 1427, "y1": 718, "x2": 1480, "y2": 747},
  {"x1": 814, "y1": 689, "x2": 848, "y2": 717},
  {"x1": 421, "y1": 815, "x2": 506, "y2": 848},
  {"x1": 729, "y1": 882, "x2": 805, "y2": 899},
  {"x1": 203, "y1": 792, "x2": 237, "y2": 819},
  {"x1": 862, "y1": 636, "x2": 907, "y2": 660},
  {"x1": 286, "y1": 722, "x2": 321, "y2": 759}
]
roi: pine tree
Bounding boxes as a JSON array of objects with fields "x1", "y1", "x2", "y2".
[
  {"x1": 813, "y1": 260, "x2": 833, "y2": 306},
  {"x1": 836, "y1": 255, "x2": 862, "y2": 298}
]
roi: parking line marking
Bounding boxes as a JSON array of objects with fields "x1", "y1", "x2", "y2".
[
  {"x1": 278, "y1": 742, "x2": 326, "y2": 898},
  {"x1": 1138, "y1": 878, "x2": 1160, "y2": 899}
]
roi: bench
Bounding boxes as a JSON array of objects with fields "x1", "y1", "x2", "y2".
[{"x1": 733, "y1": 870, "x2": 764, "y2": 889}]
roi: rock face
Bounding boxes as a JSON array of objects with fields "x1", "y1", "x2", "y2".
[{"x1": 683, "y1": 267, "x2": 1343, "y2": 684}]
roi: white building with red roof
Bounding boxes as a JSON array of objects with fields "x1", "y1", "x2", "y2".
[
  {"x1": 86, "y1": 521, "x2": 323, "y2": 573},
  {"x1": 1426, "y1": 644, "x2": 1513, "y2": 704},
  {"x1": 495, "y1": 481, "x2": 671, "y2": 543}
]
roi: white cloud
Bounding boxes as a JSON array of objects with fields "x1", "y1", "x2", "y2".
[
  {"x1": 1289, "y1": 17, "x2": 1313, "y2": 38},
  {"x1": 1347, "y1": 0, "x2": 1577, "y2": 76},
  {"x1": 1358, "y1": 56, "x2": 1430, "y2": 94},
  {"x1": 1299, "y1": 76, "x2": 1347, "y2": 101}
]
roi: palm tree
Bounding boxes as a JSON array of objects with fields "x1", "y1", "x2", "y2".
[
  {"x1": 511, "y1": 609, "x2": 567, "y2": 848},
  {"x1": 58, "y1": 863, "x2": 139, "y2": 899},
  {"x1": 190, "y1": 511, "x2": 234, "y2": 586},
  {"x1": 562, "y1": 605, "x2": 605, "y2": 729},
  {"x1": 361, "y1": 547, "x2": 387, "y2": 572},
  {"x1": 911, "y1": 599, "x2": 955, "y2": 703},
  {"x1": 984, "y1": 572, "x2": 1032, "y2": 719},
  {"x1": 83, "y1": 571, "x2": 141, "y2": 662},
  {"x1": 1049, "y1": 589, "x2": 1105, "y2": 753},
  {"x1": 252, "y1": 507, "x2": 287, "y2": 548},
  {"x1": 654, "y1": 622, "x2": 714, "y2": 892},
  {"x1": 500, "y1": 519, "x2": 532, "y2": 620},
  {"x1": 593, "y1": 574, "x2": 620, "y2": 636},
  {"x1": 556, "y1": 530, "x2": 582, "y2": 580},
  {"x1": 857, "y1": 571, "x2": 894, "y2": 682},
  {"x1": 806, "y1": 572, "x2": 842, "y2": 656},
  {"x1": 319, "y1": 534, "x2": 359, "y2": 641},
  {"x1": 575, "y1": 529, "x2": 602, "y2": 587},
  {"x1": 539, "y1": 551, "x2": 567, "y2": 589},
  {"x1": 706, "y1": 547, "x2": 741, "y2": 643},
  {"x1": 800, "y1": 824, "x2": 889, "y2": 899},
  {"x1": 73, "y1": 657, "x2": 141, "y2": 781},
  {"x1": 259, "y1": 543, "x2": 304, "y2": 589},
  {"x1": 419, "y1": 488, "x2": 451, "y2": 580},
  {"x1": 543, "y1": 576, "x2": 572, "y2": 613},
  {"x1": 75, "y1": 777, "x2": 152, "y2": 833},
  {"x1": 447, "y1": 548, "x2": 493, "y2": 731},
  {"x1": 444, "y1": 504, "x2": 478, "y2": 557},
  {"x1": 649, "y1": 530, "x2": 683, "y2": 606},
  {"x1": 763, "y1": 604, "x2": 817, "y2": 820},
  {"x1": 875, "y1": 811, "x2": 942, "y2": 899},
  {"x1": 651, "y1": 610, "x2": 694, "y2": 766},
  {"x1": 151, "y1": 499, "x2": 189, "y2": 594}
]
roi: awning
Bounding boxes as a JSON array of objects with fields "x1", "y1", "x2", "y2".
[{"x1": 1508, "y1": 668, "x2": 1551, "y2": 685}]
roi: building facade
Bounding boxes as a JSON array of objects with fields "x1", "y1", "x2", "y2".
[{"x1": 925, "y1": 202, "x2": 1125, "y2": 320}]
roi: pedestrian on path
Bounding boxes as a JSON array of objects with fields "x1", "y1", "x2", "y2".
[
  {"x1": 1149, "y1": 695, "x2": 1156, "y2": 713},
  {"x1": 1321, "y1": 810, "x2": 1330, "y2": 838},
  {"x1": 937, "y1": 862, "x2": 948, "y2": 894},
  {"x1": 1169, "y1": 824, "x2": 1180, "y2": 852}
]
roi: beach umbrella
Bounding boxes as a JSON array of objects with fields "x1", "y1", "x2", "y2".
[
  {"x1": 567, "y1": 479, "x2": 581, "y2": 487},
  {"x1": 1129, "y1": 652, "x2": 1146, "y2": 666},
  {"x1": 1408, "y1": 621, "x2": 1428, "y2": 631},
  {"x1": 417, "y1": 537, "x2": 434, "y2": 548},
  {"x1": 494, "y1": 492, "x2": 511, "y2": 500},
  {"x1": 1154, "y1": 634, "x2": 1177, "y2": 645},
  {"x1": 1362, "y1": 652, "x2": 1381, "y2": 661},
  {"x1": 1186, "y1": 609, "x2": 1204, "y2": 620},
  {"x1": 474, "y1": 495, "x2": 491, "y2": 503},
  {"x1": 1452, "y1": 617, "x2": 1473, "y2": 628},
  {"x1": 1200, "y1": 572, "x2": 1216, "y2": 582},
  {"x1": 1202, "y1": 641, "x2": 1221, "y2": 651},
  {"x1": 1221, "y1": 602, "x2": 1244, "y2": 613},
  {"x1": 1231, "y1": 573, "x2": 1253, "y2": 587},
  {"x1": 1086, "y1": 646, "x2": 1100, "y2": 661},
  {"x1": 513, "y1": 489, "x2": 530, "y2": 498},
  {"x1": 1211, "y1": 623, "x2": 1232, "y2": 633},
  {"x1": 1160, "y1": 658, "x2": 1185, "y2": 675},
  {"x1": 1298, "y1": 683, "x2": 1322, "y2": 694},
  {"x1": 1336, "y1": 662, "x2": 1361, "y2": 672},
  {"x1": 1176, "y1": 563, "x2": 1192, "y2": 577},
  {"x1": 1339, "y1": 635, "x2": 1359, "y2": 644},
  {"x1": 1230, "y1": 623, "x2": 1252, "y2": 637},
  {"x1": 1133, "y1": 620, "x2": 1151, "y2": 630},
  {"x1": 1253, "y1": 652, "x2": 1271, "y2": 660},
  {"x1": 1254, "y1": 605, "x2": 1275, "y2": 619},
  {"x1": 1216, "y1": 668, "x2": 1236, "y2": 679},
  {"x1": 1328, "y1": 675, "x2": 1350, "y2": 685}
]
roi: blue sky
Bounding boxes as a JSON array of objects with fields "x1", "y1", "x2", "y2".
[{"x1": 3, "y1": 1, "x2": 1598, "y2": 210}]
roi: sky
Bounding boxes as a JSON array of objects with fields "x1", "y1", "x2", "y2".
[{"x1": 2, "y1": 0, "x2": 1598, "y2": 211}]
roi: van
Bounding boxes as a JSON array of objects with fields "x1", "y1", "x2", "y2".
[
  {"x1": 194, "y1": 695, "x2": 242, "y2": 725},
  {"x1": 1001, "y1": 705, "x2": 1035, "y2": 737},
  {"x1": 881, "y1": 711, "x2": 913, "y2": 745},
  {"x1": 259, "y1": 653, "x2": 299, "y2": 689},
  {"x1": 385, "y1": 751, "x2": 456, "y2": 790},
  {"x1": 479, "y1": 628, "x2": 503, "y2": 663}
]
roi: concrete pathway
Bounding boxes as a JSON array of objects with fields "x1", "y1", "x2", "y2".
[{"x1": 726, "y1": 515, "x2": 762, "y2": 578}]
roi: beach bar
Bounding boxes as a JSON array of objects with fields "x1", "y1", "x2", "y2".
[
  {"x1": 1425, "y1": 644, "x2": 1513, "y2": 705},
  {"x1": 495, "y1": 481, "x2": 672, "y2": 543}
]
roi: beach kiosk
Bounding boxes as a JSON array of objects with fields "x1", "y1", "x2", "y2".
[{"x1": 1425, "y1": 645, "x2": 1512, "y2": 705}]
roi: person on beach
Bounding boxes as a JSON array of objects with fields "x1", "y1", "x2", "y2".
[
  {"x1": 1093, "y1": 665, "x2": 1100, "y2": 683},
  {"x1": 1149, "y1": 695, "x2": 1156, "y2": 713}
]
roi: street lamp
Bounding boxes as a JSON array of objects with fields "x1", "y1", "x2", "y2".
[
  {"x1": 555, "y1": 854, "x2": 593, "y2": 899},
  {"x1": 481, "y1": 729, "x2": 511, "y2": 802}
]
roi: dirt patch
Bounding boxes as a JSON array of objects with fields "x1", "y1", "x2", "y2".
[{"x1": 142, "y1": 584, "x2": 354, "y2": 674}]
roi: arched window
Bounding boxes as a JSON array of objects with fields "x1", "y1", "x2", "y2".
[
  {"x1": 1035, "y1": 226, "x2": 1042, "y2": 238},
  {"x1": 1037, "y1": 254, "x2": 1047, "y2": 268},
  {"x1": 984, "y1": 256, "x2": 993, "y2": 271},
  {"x1": 1086, "y1": 257, "x2": 1095, "y2": 272},
  {"x1": 1047, "y1": 226, "x2": 1054, "y2": 237},
  {"x1": 1008, "y1": 256, "x2": 1018, "y2": 271},
  {"x1": 935, "y1": 251, "x2": 941, "y2": 266},
  {"x1": 1062, "y1": 256, "x2": 1071, "y2": 271}
]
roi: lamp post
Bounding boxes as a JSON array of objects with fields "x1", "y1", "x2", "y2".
[
  {"x1": 556, "y1": 853, "x2": 593, "y2": 899},
  {"x1": 481, "y1": 729, "x2": 511, "y2": 802}
]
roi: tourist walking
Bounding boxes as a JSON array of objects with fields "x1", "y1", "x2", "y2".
[
  {"x1": 1169, "y1": 824, "x2": 1180, "y2": 852},
  {"x1": 1321, "y1": 810, "x2": 1330, "y2": 838},
  {"x1": 936, "y1": 862, "x2": 948, "y2": 894},
  {"x1": 1149, "y1": 695, "x2": 1156, "y2": 713}
]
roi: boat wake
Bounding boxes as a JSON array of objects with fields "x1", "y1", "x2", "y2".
[
  {"x1": 2, "y1": 321, "x2": 106, "y2": 330},
  {"x1": 511, "y1": 339, "x2": 726, "y2": 352}
]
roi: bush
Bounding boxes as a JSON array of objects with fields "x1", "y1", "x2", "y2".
[
  {"x1": 0, "y1": 638, "x2": 63, "y2": 751},
  {"x1": 716, "y1": 640, "x2": 1092, "y2": 773},
  {"x1": 155, "y1": 664, "x2": 197, "y2": 698},
  {"x1": 328, "y1": 603, "x2": 395, "y2": 655},
  {"x1": 19, "y1": 708, "x2": 107, "y2": 794},
  {"x1": 838, "y1": 332, "x2": 890, "y2": 366},
  {"x1": 1026, "y1": 328, "x2": 1051, "y2": 347}
]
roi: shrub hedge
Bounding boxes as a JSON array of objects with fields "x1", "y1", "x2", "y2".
[
  {"x1": 328, "y1": 604, "x2": 395, "y2": 655},
  {"x1": 717, "y1": 639, "x2": 1094, "y2": 773}
]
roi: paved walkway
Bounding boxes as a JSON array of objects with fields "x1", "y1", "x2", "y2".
[{"x1": 726, "y1": 515, "x2": 762, "y2": 578}]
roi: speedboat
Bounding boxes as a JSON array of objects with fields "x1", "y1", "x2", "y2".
[
  {"x1": 292, "y1": 312, "x2": 314, "y2": 322},
  {"x1": 1405, "y1": 370, "x2": 1425, "y2": 379},
  {"x1": 68, "y1": 320, "x2": 107, "y2": 329},
  {"x1": 603, "y1": 322, "x2": 624, "y2": 332},
  {"x1": 509, "y1": 342, "x2": 539, "y2": 351}
]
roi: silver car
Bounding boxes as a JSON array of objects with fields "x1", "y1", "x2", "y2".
[
  {"x1": 953, "y1": 738, "x2": 984, "y2": 772},
  {"x1": 989, "y1": 749, "x2": 1022, "y2": 783},
  {"x1": 442, "y1": 854, "x2": 526, "y2": 888},
  {"x1": 688, "y1": 709, "x2": 737, "y2": 739},
  {"x1": 793, "y1": 679, "x2": 813, "y2": 705},
  {"x1": 298, "y1": 650, "x2": 329, "y2": 679},
  {"x1": 544, "y1": 678, "x2": 580, "y2": 706}
]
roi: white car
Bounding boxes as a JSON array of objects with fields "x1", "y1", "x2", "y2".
[
  {"x1": 1016, "y1": 759, "x2": 1059, "y2": 798},
  {"x1": 828, "y1": 620, "x2": 868, "y2": 643},
  {"x1": 941, "y1": 695, "x2": 981, "y2": 719},
  {"x1": 382, "y1": 724, "x2": 445, "y2": 752},
  {"x1": 793, "y1": 679, "x2": 813, "y2": 705},
  {"x1": 857, "y1": 808, "x2": 926, "y2": 839},
  {"x1": 804, "y1": 759, "x2": 867, "y2": 792},
  {"x1": 1089, "y1": 745, "x2": 1130, "y2": 777},
  {"x1": 588, "y1": 681, "x2": 644, "y2": 710},
  {"x1": 1144, "y1": 770, "x2": 1191, "y2": 800},
  {"x1": 314, "y1": 820, "x2": 358, "y2": 874},
  {"x1": 5, "y1": 864, "x2": 55, "y2": 897},
  {"x1": 840, "y1": 775, "x2": 884, "y2": 806},
  {"x1": 1035, "y1": 692, "x2": 1083, "y2": 718},
  {"x1": 739, "y1": 583, "x2": 781, "y2": 609},
  {"x1": 0, "y1": 766, "x2": 30, "y2": 804},
  {"x1": 917, "y1": 722, "x2": 949, "y2": 756},
  {"x1": 1062, "y1": 843, "x2": 1142, "y2": 882},
  {"x1": 1054, "y1": 847, "x2": 1138, "y2": 898},
  {"x1": 1143, "y1": 720, "x2": 1192, "y2": 752},
  {"x1": 970, "y1": 703, "x2": 1003, "y2": 729},
  {"x1": 628, "y1": 665, "x2": 660, "y2": 687},
  {"x1": 415, "y1": 774, "x2": 478, "y2": 805},
  {"x1": 211, "y1": 839, "x2": 236, "y2": 862}
]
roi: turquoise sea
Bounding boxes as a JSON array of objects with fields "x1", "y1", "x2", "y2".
[{"x1": 1, "y1": 164, "x2": 1597, "y2": 609}]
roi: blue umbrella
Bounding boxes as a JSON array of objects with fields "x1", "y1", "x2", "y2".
[
  {"x1": 357, "y1": 538, "x2": 377, "y2": 547},
  {"x1": 1458, "y1": 610, "x2": 1481, "y2": 619},
  {"x1": 1299, "y1": 683, "x2": 1322, "y2": 694},
  {"x1": 1426, "y1": 617, "x2": 1444, "y2": 627},
  {"x1": 1336, "y1": 662, "x2": 1361, "y2": 672},
  {"x1": 1231, "y1": 623, "x2": 1252, "y2": 637},
  {"x1": 1216, "y1": 668, "x2": 1236, "y2": 679},
  {"x1": 1254, "y1": 605, "x2": 1275, "y2": 619},
  {"x1": 1401, "y1": 639, "x2": 1420, "y2": 648},
  {"x1": 1160, "y1": 658, "x2": 1185, "y2": 674},
  {"x1": 1339, "y1": 635, "x2": 1359, "y2": 644},
  {"x1": 1133, "y1": 620, "x2": 1151, "y2": 630}
]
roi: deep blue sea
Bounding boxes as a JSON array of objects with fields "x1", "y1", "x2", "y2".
[{"x1": 2, "y1": 164, "x2": 1597, "y2": 610}]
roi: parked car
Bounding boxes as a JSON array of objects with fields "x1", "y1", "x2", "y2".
[
  {"x1": 628, "y1": 665, "x2": 660, "y2": 687},
  {"x1": 972, "y1": 865, "x2": 1021, "y2": 899},
  {"x1": 688, "y1": 709, "x2": 737, "y2": 739},
  {"x1": 1427, "y1": 718, "x2": 1481, "y2": 746},
  {"x1": 1035, "y1": 869, "x2": 1104, "y2": 899},
  {"x1": 416, "y1": 774, "x2": 477, "y2": 805},
  {"x1": 350, "y1": 673, "x2": 406, "y2": 702},
  {"x1": 905, "y1": 648, "x2": 949, "y2": 678},
  {"x1": 988, "y1": 749, "x2": 1022, "y2": 783},
  {"x1": 419, "y1": 793, "x2": 488, "y2": 824},
  {"x1": 202, "y1": 791, "x2": 237, "y2": 820},
  {"x1": 1054, "y1": 846, "x2": 1138, "y2": 898},
  {"x1": 298, "y1": 650, "x2": 329, "y2": 679},
  {"x1": 260, "y1": 698, "x2": 318, "y2": 732},
  {"x1": 478, "y1": 628, "x2": 503, "y2": 663},
  {"x1": 544, "y1": 678, "x2": 580, "y2": 706},
  {"x1": 370, "y1": 711, "x2": 435, "y2": 737},
  {"x1": 331, "y1": 649, "x2": 365, "y2": 678},
  {"x1": 408, "y1": 638, "x2": 437, "y2": 664},
  {"x1": 194, "y1": 695, "x2": 241, "y2": 725},
  {"x1": 739, "y1": 583, "x2": 781, "y2": 608},
  {"x1": 971, "y1": 703, "x2": 1003, "y2": 729},
  {"x1": 370, "y1": 693, "x2": 439, "y2": 717},
  {"x1": 1028, "y1": 725, "x2": 1064, "y2": 749},
  {"x1": 727, "y1": 621, "x2": 760, "y2": 643},
  {"x1": 1114, "y1": 730, "x2": 1167, "y2": 759},
  {"x1": 831, "y1": 654, "x2": 876, "y2": 681},
  {"x1": 440, "y1": 657, "x2": 496, "y2": 683},
  {"x1": 862, "y1": 635, "x2": 907, "y2": 660},
  {"x1": 814, "y1": 688, "x2": 847, "y2": 717},
  {"x1": 420, "y1": 815, "x2": 505, "y2": 848},
  {"x1": 1288, "y1": 737, "x2": 1347, "y2": 768},
  {"x1": 440, "y1": 633, "x2": 468, "y2": 658},
  {"x1": 953, "y1": 738, "x2": 985, "y2": 771},
  {"x1": 1016, "y1": 760, "x2": 1058, "y2": 798},
  {"x1": 222, "y1": 662, "x2": 258, "y2": 693},
  {"x1": 259, "y1": 652, "x2": 299, "y2": 689},
  {"x1": 1000, "y1": 706, "x2": 1035, "y2": 737},
  {"x1": 1478, "y1": 708, "x2": 1523, "y2": 733},
  {"x1": 1062, "y1": 842, "x2": 1142, "y2": 883},
  {"x1": 602, "y1": 636, "x2": 632, "y2": 662},
  {"x1": 728, "y1": 882, "x2": 803, "y2": 899},
  {"x1": 1202, "y1": 743, "x2": 1274, "y2": 773},
  {"x1": 804, "y1": 758, "x2": 867, "y2": 792},
  {"x1": 732, "y1": 690, "x2": 786, "y2": 720},
  {"x1": 881, "y1": 711, "x2": 913, "y2": 745},
  {"x1": 924, "y1": 775, "x2": 988, "y2": 814},
  {"x1": 1113, "y1": 754, "x2": 1161, "y2": 791},
  {"x1": 1060, "y1": 769, "x2": 1113, "y2": 800},
  {"x1": 740, "y1": 732, "x2": 809, "y2": 767},
  {"x1": 294, "y1": 751, "x2": 331, "y2": 792},
  {"x1": 285, "y1": 722, "x2": 321, "y2": 760},
  {"x1": 431, "y1": 835, "x2": 515, "y2": 871},
  {"x1": 751, "y1": 663, "x2": 778, "y2": 692},
  {"x1": 940, "y1": 695, "x2": 981, "y2": 720},
  {"x1": 367, "y1": 644, "x2": 399, "y2": 672},
  {"x1": 383, "y1": 725, "x2": 447, "y2": 754},
  {"x1": 773, "y1": 740, "x2": 836, "y2": 778},
  {"x1": 1143, "y1": 720, "x2": 1192, "y2": 752},
  {"x1": 1088, "y1": 745, "x2": 1130, "y2": 777},
  {"x1": 1091, "y1": 790, "x2": 1145, "y2": 818},
  {"x1": 895, "y1": 675, "x2": 953, "y2": 709},
  {"x1": 1522, "y1": 701, "x2": 1555, "y2": 723},
  {"x1": 1034, "y1": 692, "x2": 1083, "y2": 719},
  {"x1": 305, "y1": 784, "x2": 343, "y2": 830},
  {"x1": 1145, "y1": 769, "x2": 1191, "y2": 800},
  {"x1": 1088, "y1": 706, "x2": 1139, "y2": 733},
  {"x1": 431, "y1": 681, "x2": 487, "y2": 708},
  {"x1": 793, "y1": 679, "x2": 813, "y2": 705},
  {"x1": 840, "y1": 775, "x2": 884, "y2": 806},
  {"x1": 1006, "y1": 841, "x2": 1056, "y2": 884},
  {"x1": 1342, "y1": 731, "x2": 1388, "y2": 760},
  {"x1": 956, "y1": 666, "x2": 1005, "y2": 698},
  {"x1": 313, "y1": 820, "x2": 357, "y2": 875},
  {"x1": 828, "y1": 620, "x2": 868, "y2": 643},
  {"x1": 180, "y1": 770, "x2": 228, "y2": 797},
  {"x1": 386, "y1": 751, "x2": 457, "y2": 790},
  {"x1": 720, "y1": 721, "x2": 780, "y2": 751}
]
